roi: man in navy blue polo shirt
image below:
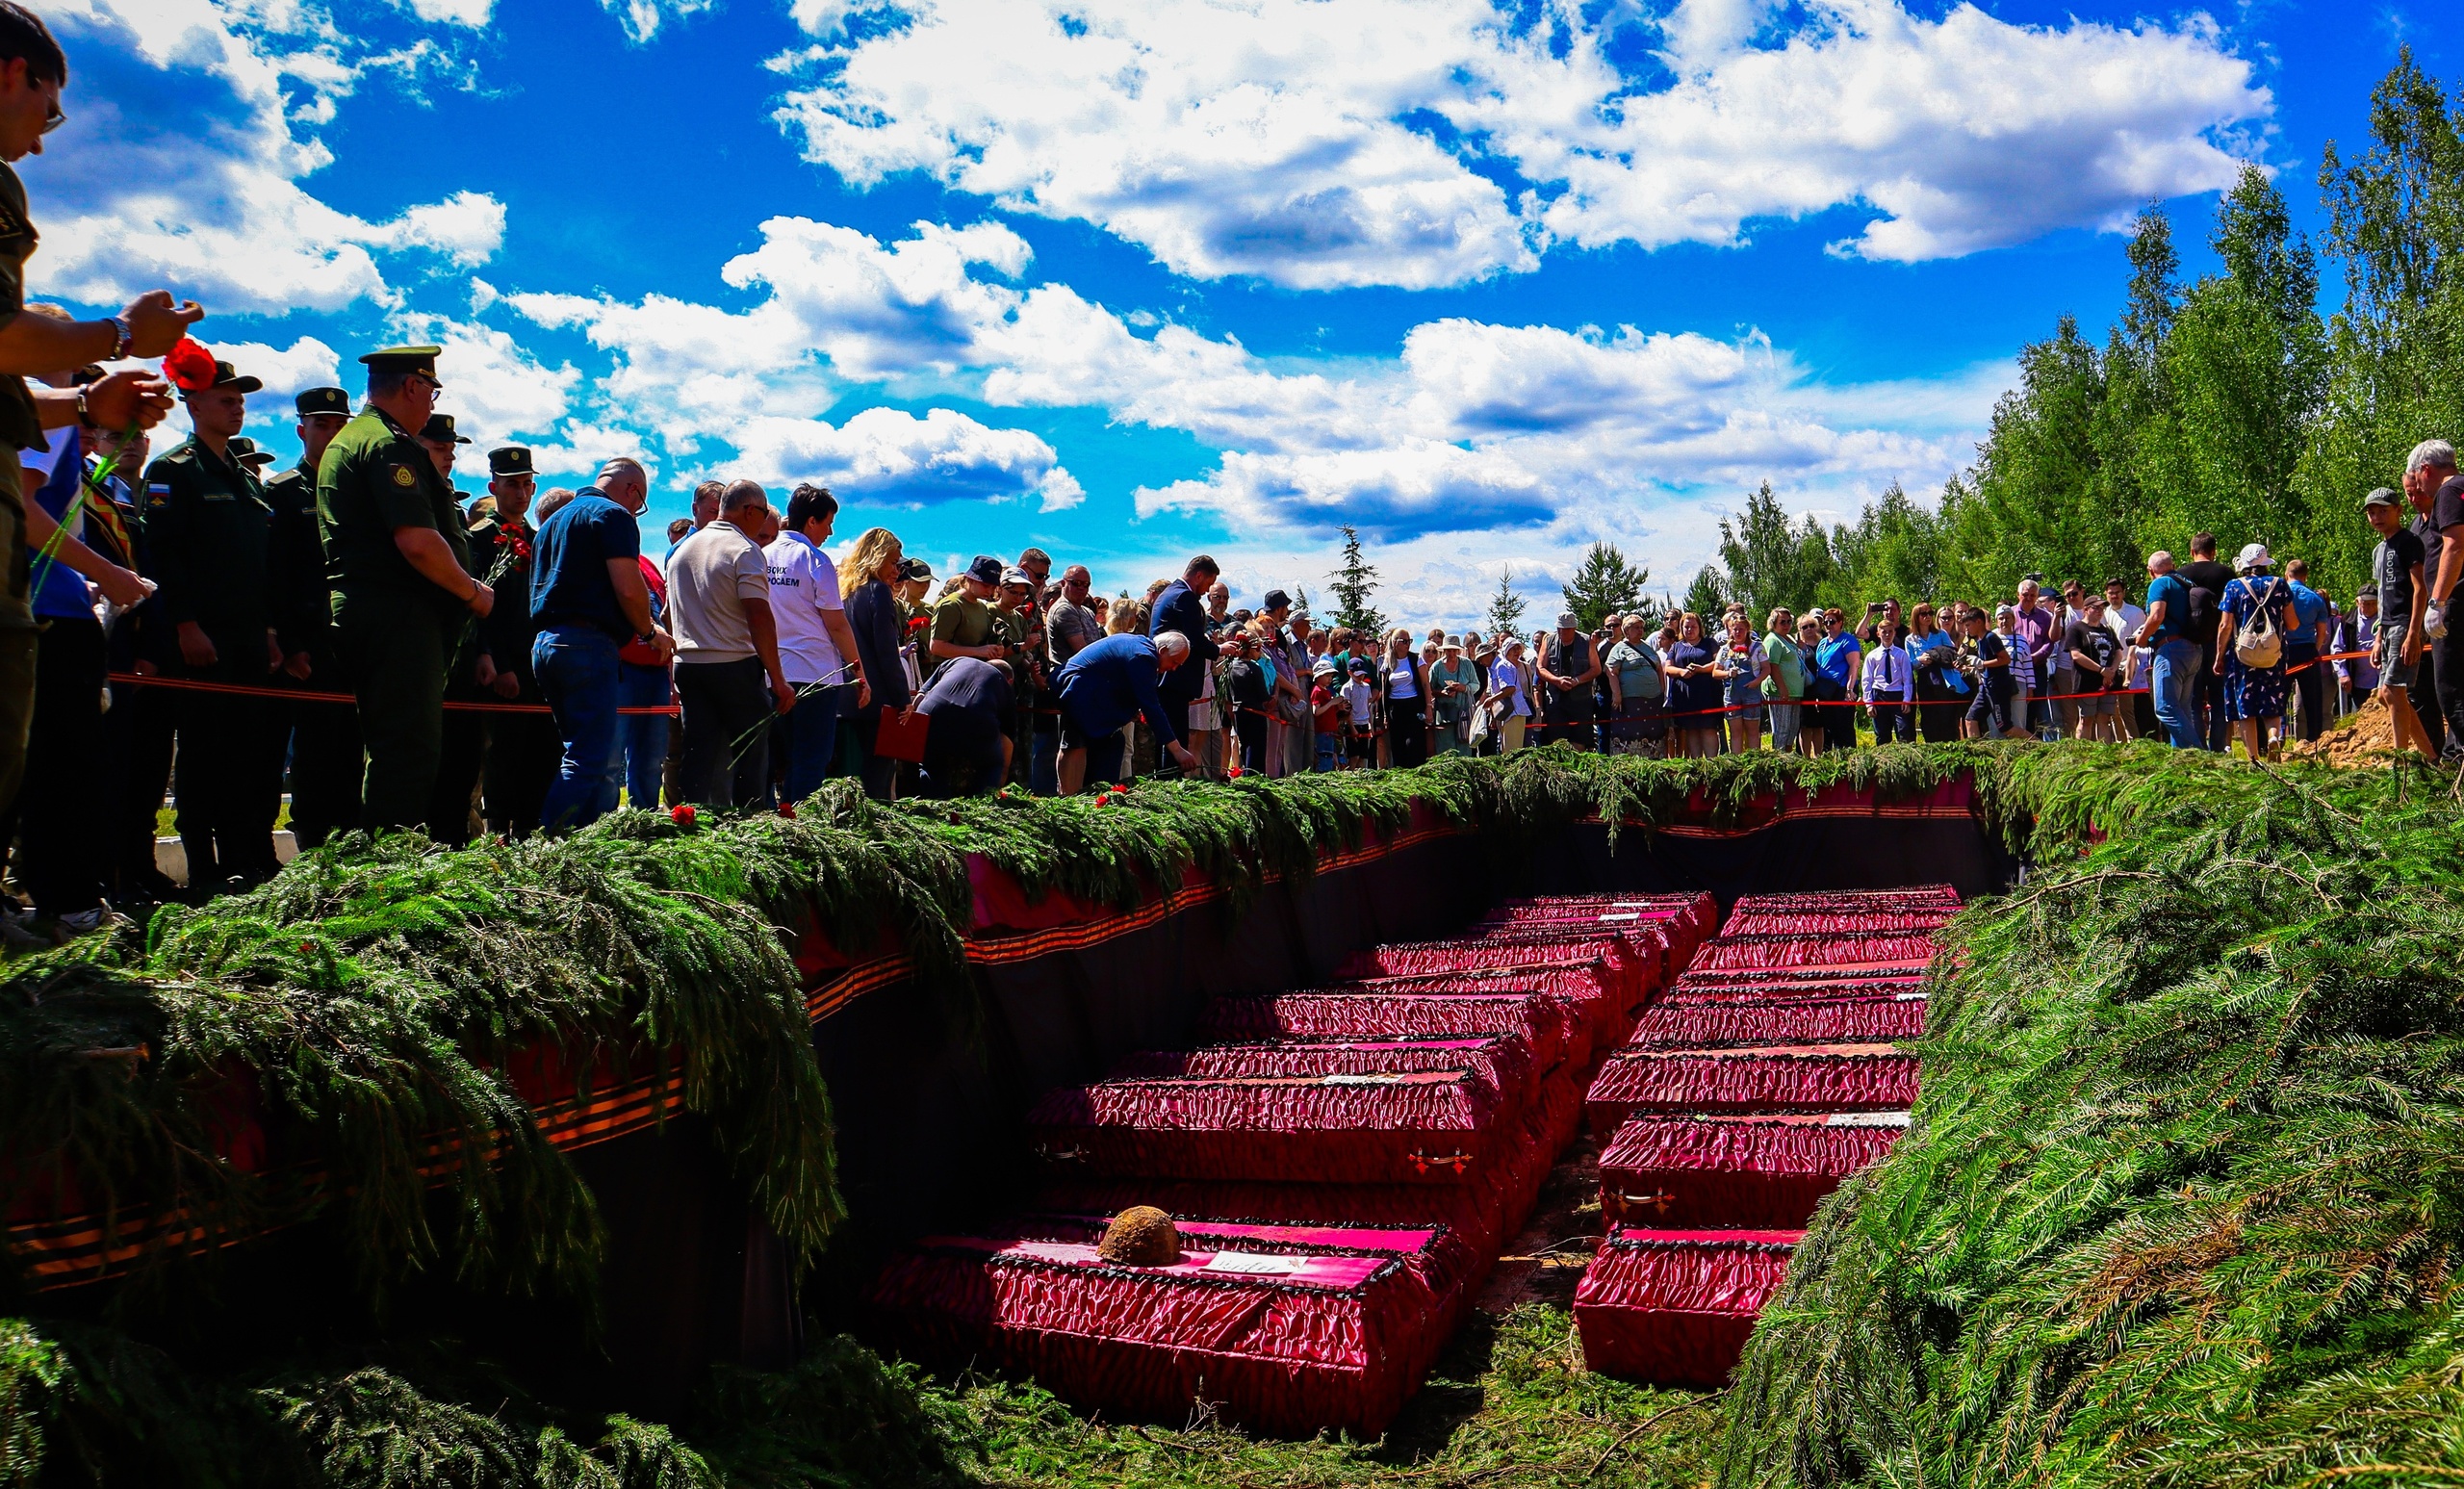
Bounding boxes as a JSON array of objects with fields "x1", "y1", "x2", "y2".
[{"x1": 530, "y1": 457, "x2": 665, "y2": 831}]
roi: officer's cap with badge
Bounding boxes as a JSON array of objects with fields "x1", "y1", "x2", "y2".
[
  {"x1": 488, "y1": 447, "x2": 533, "y2": 479},
  {"x1": 295, "y1": 387, "x2": 350, "y2": 420},
  {"x1": 358, "y1": 346, "x2": 442, "y2": 382},
  {"x1": 420, "y1": 415, "x2": 473, "y2": 446},
  {"x1": 225, "y1": 437, "x2": 277, "y2": 469}
]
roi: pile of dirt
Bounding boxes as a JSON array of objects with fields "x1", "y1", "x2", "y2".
[{"x1": 2298, "y1": 694, "x2": 2402, "y2": 767}]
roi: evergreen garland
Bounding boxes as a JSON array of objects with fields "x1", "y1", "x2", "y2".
[{"x1": 1718, "y1": 750, "x2": 2464, "y2": 1488}]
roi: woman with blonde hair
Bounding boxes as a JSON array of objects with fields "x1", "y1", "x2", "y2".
[
  {"x1": 840, "y1": 527, "x2": 914, "y2": 800},
  {"x1": 1382, "y1": 628, "x2": 1434, "y2": 767}
]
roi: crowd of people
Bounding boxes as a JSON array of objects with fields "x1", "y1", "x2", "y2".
[{"x1": 0, "y1": 8, "x2": 2455, "y2": 943}]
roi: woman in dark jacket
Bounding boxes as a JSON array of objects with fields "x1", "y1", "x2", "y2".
[{"x1": 840, "y1": 527, "x2": 913, "y2": 800}]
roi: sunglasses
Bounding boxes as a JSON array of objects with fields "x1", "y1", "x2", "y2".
[{"x1": 39, "y1": 87, "x2": 62, "y2": 136}]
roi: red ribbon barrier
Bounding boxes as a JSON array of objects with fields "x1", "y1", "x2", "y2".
[{"x1": 107, "y1": 671, "x2": 680, "y2": 716}]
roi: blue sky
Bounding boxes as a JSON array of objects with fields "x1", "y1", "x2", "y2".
[{"x1": 32, "y1": 0, "x2": 2447, "y2": 627}]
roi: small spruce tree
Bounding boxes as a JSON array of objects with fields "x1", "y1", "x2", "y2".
[
  {"x1": 1560, "y1": 541, "x2": 1652, "y2": 630},
  {"x1": 1485, "y1": 567, "x2": 1528, "y2": 641},
  {"x1": 1326, "y1": 526, "x2": 1385, "y2": 637}
]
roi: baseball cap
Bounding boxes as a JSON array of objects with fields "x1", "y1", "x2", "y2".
[
  {"x1": 2365, "y1": 487, "x2": 2401, "y2": 509},
  {"x1": 1000, "y1": 565, "x2": 1033, "y2": 587},
  {"x1": 1347, "y1": 657, "x2": 1373, "y2": 675}
]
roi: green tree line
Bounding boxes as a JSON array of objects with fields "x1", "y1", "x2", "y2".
[{"x1": 1689, "y1": 52, "x2": 2464, "y2": 620}]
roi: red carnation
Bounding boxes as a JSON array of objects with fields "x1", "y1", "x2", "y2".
[
  {"x1": 671, "y1": 804, "x2": 696, "y2": 826},
  {"x1": 777, "y1": 800, "x2": 797, "y2": 819},
  {"x1": 161, "y1": 336, "x2": 218, "y2": 393},
  {"x1": 1226, "y1": 765, "x2": 1244, "y2": 779}
]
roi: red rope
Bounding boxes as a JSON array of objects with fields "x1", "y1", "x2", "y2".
[{"x1": 106, "y1": 670, "x2": 679, "y2": 715}]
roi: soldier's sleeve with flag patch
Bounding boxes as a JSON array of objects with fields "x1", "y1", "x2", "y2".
[
  {"x1": 143, "y1": 456, "x2": 203, "y2": 626},
  {"x1": 373, "y1": 454, "x2": 439, "y2": 535}
]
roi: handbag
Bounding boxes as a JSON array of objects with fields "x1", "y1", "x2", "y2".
[{"x1": 873, "y1": 707, "x2": 930, "y2": 763}]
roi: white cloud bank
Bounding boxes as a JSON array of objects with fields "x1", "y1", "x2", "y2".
[
  {"x1": 500, "y1": 216, "x2": 1996, "y2": 541},
  {"x1": 769, "y1": 0, "x2": 2270, "y2": 289}
]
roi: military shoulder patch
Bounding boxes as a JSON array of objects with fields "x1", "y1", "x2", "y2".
[{"x1": 391, "y1": 464, "x2": 416, "y2": 488}]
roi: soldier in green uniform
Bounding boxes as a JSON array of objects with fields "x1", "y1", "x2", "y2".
[
  {"x1": 413, "y1": 412, "x2": 490, "y2": 843},
  {"x1": 144, "y1": 358, "x2": 283, "y2": 889},
  {"x1": 318, "y1": 347, "x2": 494, "y2": 835},
  {"x1": 264, "y1": 386, "x2": 358, "y2": 848},
  {"x1": 469, "y1": 445, "x2": 555, "y2": 834}
]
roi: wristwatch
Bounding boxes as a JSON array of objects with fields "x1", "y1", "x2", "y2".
[
  {"x1": 107, "y1": 316, "x2": 133, "y2": 360},
  {"x1": 73, "y1": 387, "x2": 92, "y2": 428}
]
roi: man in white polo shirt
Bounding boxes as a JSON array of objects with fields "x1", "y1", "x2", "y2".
[
  {"x1": 763, "y1": 482, "x2": 871, "y2": 804},
  {"x1": 667, "y1": 478, "x2": 794, "y2": 807}
]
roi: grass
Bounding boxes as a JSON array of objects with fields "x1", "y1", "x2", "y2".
[{"x1": 933, "y1": 1305, "x2": 1718, "y2": 1489}]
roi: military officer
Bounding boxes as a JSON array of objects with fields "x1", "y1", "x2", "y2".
[
  {"x1": 470, "y1": 445, "x2": 554, "y2": 834},
  {"x1": 264, "y1": 386, "x2": 358, "y2": 848},
  {"x1": 144, "y1": 358, "x2": 283, "y2": 889},
  {"x1": 412, "y1": 412, "x2": 492, "y2": 844},
  {"x1": 318, "y1": 347, "x2": 493, "y2": 835}
]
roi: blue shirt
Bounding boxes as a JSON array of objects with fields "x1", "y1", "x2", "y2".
[
  {"x1": 529, "y1": 489, "x2": 642, "y2": 639},
  {"x1": 1814, "y1": 633, "x2": 1861, "y2": 687},
  {"x1": 2284, "y1": 579, "x2": 2328, "y2": 654},
  {"x1": 2145, "y1": 573, "x2": 2193, "y2": 644},
  {"x1": 27, "y1": 427, "x2": 88, "y2": 622},
  {"x1": 1056, "y1": 631, "x2": 1181, "y2": 748}
]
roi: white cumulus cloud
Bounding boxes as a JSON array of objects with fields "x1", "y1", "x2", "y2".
[
  {"x1": 769, "y1": 0, "x2": 2269, "y2": 288},
  {"x1": 732, "y1": 407, "x2": 1084, "y2": 511},
  {"x1": 28, "y1": 0, "x2": 507, "y2": 313}
]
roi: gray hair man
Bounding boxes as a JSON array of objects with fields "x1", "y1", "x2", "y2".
[{"x1": 666, "y1": 478, "x2": 793, "y2": 806}]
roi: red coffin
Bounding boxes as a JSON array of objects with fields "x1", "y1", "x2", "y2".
[
  {"x1": 1628, "y1": 993, "x2": 1926, "y2": 1047},
  {"x1": 1036, "y1": 1067, "x2": 1581, "y2": 1258},
  {"x1": 1029, "y1": 1070, "x2": 1507, "y2": 1187},
  {"x1": 1336, "y1": 929, "x2": 1660, "y2": 1012},
  {"x1": 1336, "y1": 962, "x2": 1629, "y2": 1059},
  {"x1": 1598, "y1": 1112, "x2": 1910, "y2": 1228},
  {"x1": 1575, "y1": 1227, "x2": 1801, "y2": 1387},
  {"x1": 1691, "y1": 933, "x2": 1940, "y2": 973},
  {"x1": 1667, "y1": 970, "x2": 1929, "y2": 1002},
  {"x1": 1585, "y1": 1043, "x2": 1920, "y2": 1130},
  {"x1": 865, "y1": 1216, "x2": 1466, "y2": 1437},
  {"x1": 1729, "y1": 886, "x2": 1958, "y2": 913},
  {"x1": 1718, "y1": 909, "x2": 1955, "y2": 937},
  {"x1": 1111, "y1": 1036, "x2": 1537, "y2": 1110},
  {"x1": 1476, "y1": 893, "x2": 1716, "y2": 964},
  {"x1": 1197, "y1": 989, "x2": 1584, "y2": 1073}
]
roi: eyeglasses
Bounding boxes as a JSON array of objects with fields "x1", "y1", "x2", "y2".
[{"x1": 39, "y1": 88, "x2": 63, "y2": 136}]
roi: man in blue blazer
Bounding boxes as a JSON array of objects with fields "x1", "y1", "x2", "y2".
[{"x1": 1149, "y1": 553, "x2": 1221, "y2": 712}]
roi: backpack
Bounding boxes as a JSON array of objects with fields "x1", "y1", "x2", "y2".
[{"x1": 2232, "y1": 578, "x2": 2284, "y2": 670}]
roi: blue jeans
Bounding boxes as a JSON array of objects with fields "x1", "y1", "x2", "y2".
[
  {"x1": 770, "y1": 683, "x2": 848, "y2": 805},
  {"x1": 617, "y1": 660, "x2": 670, "y2": 809},
  {"x1": 533, "y1": 626, "x2": 624, "y2": 833},
  {"x1": 2151, "y1": 638, "x2": 2202, "y2": 749}
]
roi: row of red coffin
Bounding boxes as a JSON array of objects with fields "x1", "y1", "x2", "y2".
[{"x1": 862, "y1": 891, "x2": 1943, "y2": 1435}]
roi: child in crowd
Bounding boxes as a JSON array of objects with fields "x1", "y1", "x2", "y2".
[{"x1": 1343, "y1": 657, "x2": 1378, "y2": 769}]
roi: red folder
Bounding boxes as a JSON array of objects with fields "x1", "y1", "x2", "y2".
[{"x1": 874, "y1": 708, "x2": 930, "y2": 763}]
